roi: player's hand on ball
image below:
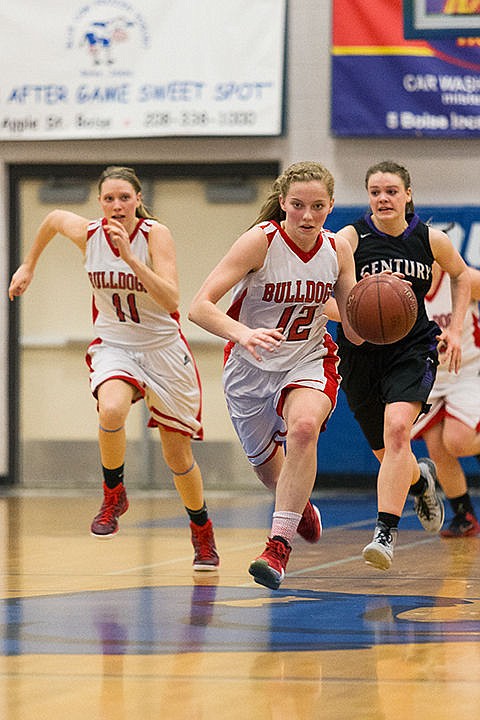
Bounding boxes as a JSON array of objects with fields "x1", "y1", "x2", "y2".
[{"x1": 363, "y1": 269, "x2": 412, "y2": 286}]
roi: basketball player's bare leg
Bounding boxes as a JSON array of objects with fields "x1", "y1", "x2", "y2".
[
  {"x1": 442, "y1": 416, "x2": 480, "y2": 459},
  {"x1": 254, "y1": 450, "x2": 283, "y2": 493},
  {"x1": 423, "y1": 418, "x2": 480, "y2": 537},
  {"x1": 249, "y1": 388, "x2": 330, "y2": 589},
  {"x1": 159, "y1": 426, "x2": 205, "y2": 511},
  {"x1": 424, "y1": 421, "x2": 468, "y2": 499},
  {"x1": 97, "y1": 379, "x2": 134, "y2": 467},
  {"x1": 363, "y1": 400, "x2": 444, "y2": 569},
  {"x1": 159, "y1": 425, "x2": 219, "y2": 569},
  {"x1": 274, "y1": 388, "x2": 331, "y2": 514},
  {"x1": 373, "y1": 401, "x2": 423, "y2": 517},
  {"x1": 254, "y1": 388, "x2": 331, "y2": 508},
  {"x1": 91, "y1": 379, "x2": 134, "y2": 538}
]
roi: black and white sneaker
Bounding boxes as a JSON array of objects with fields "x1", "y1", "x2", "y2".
[
  {"x1": 414, "y1": 458, "x2": 445, "y2": 533},
  {"x1": 362, "y1": 521, "x2": 398, "y2": 570}
]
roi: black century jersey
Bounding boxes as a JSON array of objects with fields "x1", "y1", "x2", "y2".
[{"x1": 337, "y1": 212, "x2": 439, "y2": 351}]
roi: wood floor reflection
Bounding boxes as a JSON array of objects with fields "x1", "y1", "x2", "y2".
[{"x1": 0, "y1": 489, "x2": 479, "y2": 720}]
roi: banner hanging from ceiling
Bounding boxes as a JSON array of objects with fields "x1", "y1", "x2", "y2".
[
  {"x1": 331, "y1": 0, "x2": 480, "y2": 137},
  {"x1": 0, "y1": 0, "x2": 286, "y2": 140}
]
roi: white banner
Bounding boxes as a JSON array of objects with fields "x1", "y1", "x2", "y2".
[{"x1": 1, "y1": 0, "x2": 286, "y2": 139}]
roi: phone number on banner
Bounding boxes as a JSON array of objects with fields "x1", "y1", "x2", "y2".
[{"x1": 144, "y1": 110, "x2": 258, "y2": 129}]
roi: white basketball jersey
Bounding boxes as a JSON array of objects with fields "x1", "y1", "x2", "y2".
[
  {"x1": 84, "y1": 217, "x2": 181, "y2": 349},
  {"x1": 226, "y1": 220, "x2": 339, "y2": 371},
  {"x1": 425, "y1": 269, "x2": 480, "y2": 375}
]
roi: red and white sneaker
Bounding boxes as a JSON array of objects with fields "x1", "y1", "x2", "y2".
[
  {"x1": 190, "y1": 519, "x2": 220, "y2": 571},
  {"x1": 248, "y1": 537, "x2": 291, "y2": 590},
  {"x1": 297, "y1": 500, "x2": 322, "y2": 543},
  {"x1": 90, "y1": 483, "x2": 129, "y2": 539},
  {"x1": 440, "y1": 512, "x2": 480, "y2": 538}
]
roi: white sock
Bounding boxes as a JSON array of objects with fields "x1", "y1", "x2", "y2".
[{"x1": 271, "y1": 511, "x2": 302, "y2": 545}]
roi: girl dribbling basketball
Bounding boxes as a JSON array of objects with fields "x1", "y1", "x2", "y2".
[{"x1": 335, "y1": 160, "x2": 471, "y2": 570}]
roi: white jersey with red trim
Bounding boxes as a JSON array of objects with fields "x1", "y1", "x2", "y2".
[
  {"x1": 412, "y1": 270, "x2": 480, "y2": 438},
  {"x1": 84, "y1": 217, "x2": 180, "y2": 349},
  {"x1": 226, "y1": 220, "x2": 339, "y2": 371},
  {"x1": 425, "y1": 269, "x2": 480, "y2": 378},
  {"x1": 425, "y1": 271, "x2": 480, "y2": 379}
]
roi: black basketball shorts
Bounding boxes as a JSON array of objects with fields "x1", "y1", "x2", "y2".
[{"x1": 338, "y1": 341, "x2": 438, "y2": 451}]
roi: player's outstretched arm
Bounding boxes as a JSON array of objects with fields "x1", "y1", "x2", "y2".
[
  {"x1": 8, "y1": 210, "x2": 89, "y2": 300},
  {"x1": 430, "y1": 227, "x2": 471, "y2": 373}
]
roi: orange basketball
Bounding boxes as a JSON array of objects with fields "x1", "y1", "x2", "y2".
[{"x1": 346, "y1": 274, "x2": 418, "y2": 344}]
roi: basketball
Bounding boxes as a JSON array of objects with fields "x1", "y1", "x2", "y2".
[{"x1": 346, "y1": 274, "x2": 418, "y2": 344}]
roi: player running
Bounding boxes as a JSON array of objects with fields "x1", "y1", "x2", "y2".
[
  {"x1": 8, "y1": 165, "x2": 219, "y2": 570},
  {"x1": 335, "y1": 160, "x2": 470, "y2": 570},
  {"x1": 189, "y1": 160, "x2": 361, "y2": 589}
]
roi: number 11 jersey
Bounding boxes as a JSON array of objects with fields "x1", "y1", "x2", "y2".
[{"x1": 84, "y1": 217, "x2": 181, "y2": 349}]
